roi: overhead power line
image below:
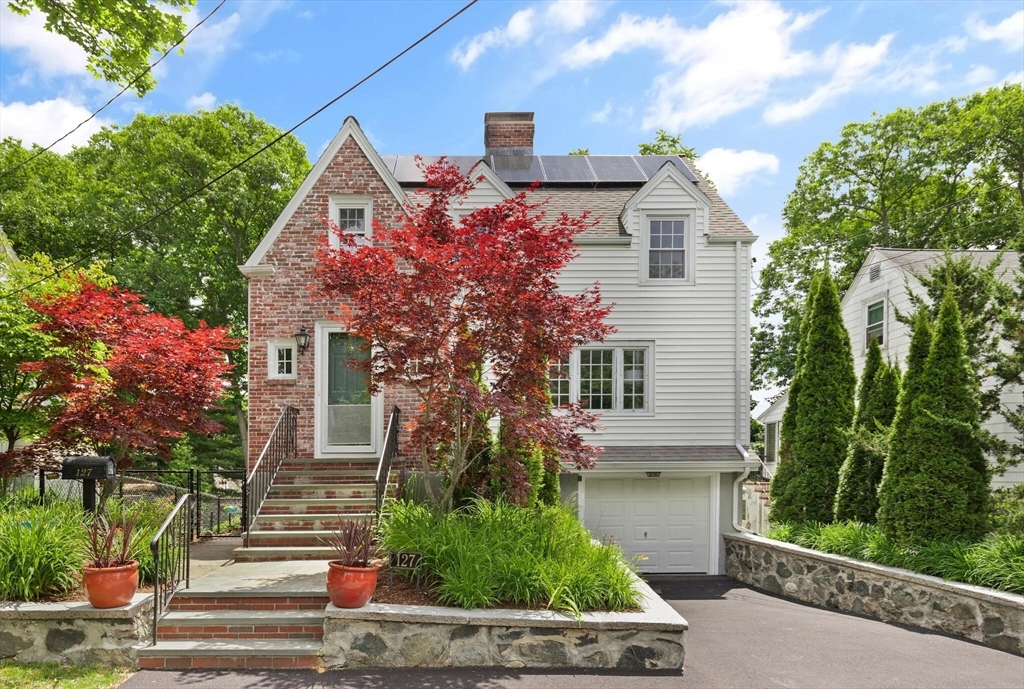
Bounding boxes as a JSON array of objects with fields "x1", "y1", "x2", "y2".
[
  {"x1": 0, "y1": 0, "x2": 228, "y2": 181},
  {"x1": 0, "y1": 0, "x2": 480, "y2": 302}
]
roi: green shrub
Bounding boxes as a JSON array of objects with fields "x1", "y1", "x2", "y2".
[
  {"x1": 379, "y1": 499, "x2": 641, "y2": 614},
  {"x1": 991, "y1": 484, "x2": 1024, "y2": 535},
  {"x1": 0, "y1": 502, "x2": 84, "y2": 601},
  {"x1": 769, "y1": 521, "x2": 1024, "y2": 594}
]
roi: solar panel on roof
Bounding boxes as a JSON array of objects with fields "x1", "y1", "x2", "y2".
[
  {"x1": 587, "y1": 156, "x2": 648, "y2": 182},
  {"x1": 378, "y1": 156, "x2": 398, "y2": 175},
  {"x1": 538, "y1": 156, "x2": 597, "y2": 183},
  {"x1": 393, "y1": 156, "x2": 432, "y2": 182},
  {"x1": 489, "y1": 155, "x2": 545, "y2": 183},
  {"x1": 633, "y1": 156, "x2": 699, "y2": 182}
]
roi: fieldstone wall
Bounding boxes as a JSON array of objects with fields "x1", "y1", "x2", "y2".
[
  {"x1": 724, "y1": 533, "x2": 1024, "y2": 655},
  {"x1": 0, "y1": 594, "x2": 153, "y2": 666},
  {"x1": 323, "y1": 578, "x2": 687, "y2": 670}
]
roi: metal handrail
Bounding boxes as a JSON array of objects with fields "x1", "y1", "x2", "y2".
[
  {"x1": 375, "y1": 405, "x2": 400, "y2": 513},
  {"x1": 244, "y1": 405, "x2": 298, "y2": 546},
  {"x1": 150, "y1": 493, "x2": 193, "y2": 646}
]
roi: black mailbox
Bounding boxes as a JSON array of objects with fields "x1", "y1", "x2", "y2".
[
  {"x1": 61, "y1": 456, "x2": 115, "y2": 513},
  {"x1": 62, "y1": 456, "x2": 116, "y2": 480}
]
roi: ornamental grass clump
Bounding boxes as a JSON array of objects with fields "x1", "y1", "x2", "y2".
[
  {"x1": 0, "y1": 501, "x2": 84, "y2": 601},
  {"x1": 379, "y1": 499, "x2": 641, "y2": 614}
]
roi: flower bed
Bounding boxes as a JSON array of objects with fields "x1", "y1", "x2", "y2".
[{"x1": 379, "y1": 500, "x2": 641, "y2": 614}]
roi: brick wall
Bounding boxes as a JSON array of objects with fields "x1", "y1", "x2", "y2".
[{"x1": 247, "y1": 135, "x2": 419, "y2": 468}]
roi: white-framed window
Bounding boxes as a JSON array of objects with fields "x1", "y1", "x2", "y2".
[
  {"x1": 765, "y1": 422, "x2": 778, "y2": 463},
  {"x1": 547, "y1": 344, "x2": 653, "y2": 414},
  {"x1": 328, "y1": 195, "x2": 372, "y2": 247},
  {"x1": 267, "y1": 339, "x2": 297, "y2": 380},
  {"x1": 639, "y1": 212, "x2": 694, "y2": 285},
  {"x1": 866, "y1": 300, "x2": 885, "y2": 348}
]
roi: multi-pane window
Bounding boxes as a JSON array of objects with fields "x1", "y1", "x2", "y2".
[
  {"x1": 866, "y1": 300, "x2": 884, "y2": 348},
  {"x1": 622, "y1": 349, "x2": 646, "y2": 410},
  {"x1": 580, "y1": 350, "x2": 614, "y2": 410},
  {"x1": 277, "y1": 346, "x2": 293, "y2": 376},
  {"x1": 337, "y1": 207, "x2": 366, "y2": 234},
  {"x1": 648, "y1": 219, "x2": 685, "y2": 279},
  {"x1": 548, "y1": 359, "x2": 571, "y2": 408}
]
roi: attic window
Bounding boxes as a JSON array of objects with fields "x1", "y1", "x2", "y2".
[
  {"x1": 648, "y1": 219, "x2": 685, "y2": 279},
  {"x1": 869, "y1": 264, "x2": 881, "y2": 282},
  {"x1": 337, "y1": 207, "x2": 365, "y2": 234},
  {"x1": 328, "y1": 195, "x2": 373, "y2": 247}
]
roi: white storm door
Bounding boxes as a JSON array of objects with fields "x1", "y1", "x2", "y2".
[{"x1": 316, "y1": 325, "x2": 381, "y2": 455}]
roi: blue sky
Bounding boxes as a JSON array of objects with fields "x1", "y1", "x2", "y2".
[{"x1": 2, "y1": 0, "x2": 1022, "y2": 409}]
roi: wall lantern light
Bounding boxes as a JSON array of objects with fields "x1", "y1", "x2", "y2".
[{"x1": 294, "y1": 326, "x2": 310, "y2": 355}]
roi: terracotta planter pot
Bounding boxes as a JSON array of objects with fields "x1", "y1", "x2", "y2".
[
  {"x1": 327, "y1": 561, "x2": 380, "y2": 608},
  {"x1": 82, "y1": 561, "x2": 139, "y2": 609}
]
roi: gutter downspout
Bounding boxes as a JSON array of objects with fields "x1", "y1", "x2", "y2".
[{"x1": 733, "y1": 239, "x2": 755, "y2": 534}]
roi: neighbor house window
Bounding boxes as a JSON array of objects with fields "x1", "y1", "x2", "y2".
[
  {"x1": 548, "y1": 359, "x2": 571, "y2": 408},
  {"x1": 551, "y1": 345, "x2": 653, "y2": 413},
  {"x1": 648, "y1": 219, "x2": 685, "y2": 279},
  {"x1": 765, "y1": 422, "x2": 777, "y2": 463},
  {"x1": 866, "y1": 300, "x2": 885, "y2": 348},
  {"x1": 267, "y1": 339, "x2": 297, "y2": 380}
]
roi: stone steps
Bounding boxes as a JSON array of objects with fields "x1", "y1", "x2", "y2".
[
  {"x1": 137, "y1": 639, "x2": 322, "y2": 669},
  {"x1": 272, "y1": 470, "x2": 377, "y2": 485},
  {"x1": 246, "y1": 530, "x2": 344, "y2": 548},
  {"x1": 268, "y1": 483, "x2": 376, "y2": 499},
  {"x1": 233, "y1": 546, "x2": 337, "y2": 562},
  {"x1": 259, "y1": 497, "x2": 375, "y2": 515},
  {"x1": 254, "y1": 514, "x2": 372, "y2": 531}
]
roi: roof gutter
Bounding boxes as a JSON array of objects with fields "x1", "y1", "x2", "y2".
[{"x1": 733, "y1": 239, "x2": 755, "y2": 534}]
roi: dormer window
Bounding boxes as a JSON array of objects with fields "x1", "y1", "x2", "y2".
[
  {"x1": 328, "y1": 195, "x2": 372, "y2": 247},
  {"x1": 648, "y1": 219, "x2": 685, "y2": 279}
]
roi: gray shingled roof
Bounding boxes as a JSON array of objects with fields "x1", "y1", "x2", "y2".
[
  {"x1": 386, "y1": 154, "x2": 754, "y2": 239},
  {"x1": 877, "y1": 248, "x2": 1020, "y2": 281},
  {"x1": 597, "y1": 446, "x2": 750, "y2": 462}
]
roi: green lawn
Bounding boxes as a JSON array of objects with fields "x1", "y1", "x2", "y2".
[{"x1": 0, "y1": 662, "x2": 133, "y2": 689}]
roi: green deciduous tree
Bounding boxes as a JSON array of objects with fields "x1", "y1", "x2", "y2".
[
  {"x1": 568, "y1": 148, "x2": 590, "y2": 156},
  {"x1": 7, "y1": 0, "x2": 195, "y2": 96},
  {"x1": 637, "y1": 130, "x2": 698, "y2": 159},
  {"x1": 991, "y1": 237, "x2": 1024, "y2": 477},
  {"x1": 877, "y1": 294, "x2": 990, "y2": 544},
  {"x1": 834, "y1": 338, "x2": 901, "y2": 523},
  {"x1": 753, "y1": 84, "x2": 1024, "y2": 393}
]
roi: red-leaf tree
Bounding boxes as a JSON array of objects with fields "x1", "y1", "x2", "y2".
[
  {"x1": 315, "y1": 158, "x2": 614, "y2": 511},
  {"x1": 23, "y1": 278, "x2": 235, "y2": 469}
]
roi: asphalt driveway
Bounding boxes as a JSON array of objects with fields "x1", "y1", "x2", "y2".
[{"x1": 121, "y1": 576, "x2": 1023, "y2": 689}]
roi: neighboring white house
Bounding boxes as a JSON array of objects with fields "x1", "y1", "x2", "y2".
[
  {"x1": 239, "y1": 112, "x2": 759, "y2": 573},
  {"x1": 756, "y1": 390, "x2": 787, "y2": 476},
  {"x1": 761, "y1": 248, "x2": 1023, "y2": 490}
]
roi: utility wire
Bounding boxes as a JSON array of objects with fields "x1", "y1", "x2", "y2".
[
  {"x1": 0, "y1": 0, "x2": 480, "y2": 302},
  {"x1": 0, "y1": 0, "x2": 228, "y2": 181}
]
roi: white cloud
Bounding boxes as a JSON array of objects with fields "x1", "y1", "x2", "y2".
[
  {"x1": 588, "y1": 100, "x2": 612, "y2": 123},
  {"x1": 1005, "y1": 70, "x2": 1024, "y2": 86},
  {"x1": 764, "y1": 34, "x2": 894, "y2": 124},
  {"x1": 0, "y1": 10, "x2": 88, "y2": 78},
  {"x1": 698, "y1": 148, "x2": 780, "y2": 195},
  {"x1": 965, "y1": 64, "x2": 996, "y2": 86},
  {"x1": 561, "y1": 3, "x2": 827, "y2": 129},
  {"x1": 966, "y1": 10, "x2": 1024, "y2": 50},
  {"x1": 451, "y1": 8, "x2": 536, "y2": 71},
  {"x1": 186, "y1": 92, "x2": 217, "y2": 110},
  {"x1": 545, "y1": 0, "x2": 601, "y2": 31},
  {"x1": 451, "y1": 1, "x2": 600, "y2": 71},
  {"x1": 0, "y1": 98, "x2": 111, "y2": 153}
]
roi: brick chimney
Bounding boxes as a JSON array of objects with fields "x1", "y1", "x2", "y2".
[{"x1": 484, "y1": 112, "x2": 534, "y2": 157}]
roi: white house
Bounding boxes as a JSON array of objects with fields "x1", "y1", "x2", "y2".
[
  {"x1": 237, "y1": 112, "x2": 759, "y2": 572},
  {"x1": 760, "y1": 248, "x2": 1023, "y2": 490}
]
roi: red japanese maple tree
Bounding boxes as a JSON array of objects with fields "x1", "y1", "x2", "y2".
[
  {"x1": 315, "y1": 157, "x2": 614, "y2": 511},
  {"x1": 23, "y1": 278, "x2": 234, "y2": 470}
]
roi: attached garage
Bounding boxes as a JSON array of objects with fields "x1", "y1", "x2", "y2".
[{"x1": 583, "y1": 476, "x2": 714, "y2": 574}]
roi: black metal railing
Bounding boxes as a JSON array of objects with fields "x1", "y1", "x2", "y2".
[
  {"x1": 150, "y1": 493, "x2": 192, "y2": 646},
  {"x1": 244, "y1": 405, "x2": 298, "y2": 546},
  {"x1": 375, "y1": 405, "x2": 400, "y2": 513}
]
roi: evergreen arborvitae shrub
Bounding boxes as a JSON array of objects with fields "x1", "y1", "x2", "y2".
[
  {"x1": 877, "y1": 292, "x2": 991, "y2": 544},
  {"x1": 834, "y1": 339, "x2": 901, "y2": 522},
  {"x1": 769, "y1": 274, "x2": 821, "y2": 522},
  {"x1": 783, "y1": 271, "x2": 857, "y2": 523}
]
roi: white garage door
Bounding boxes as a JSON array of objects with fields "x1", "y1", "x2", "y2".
[{"x1": 584, "y1": 477, "x2": 711, "y2": 573}]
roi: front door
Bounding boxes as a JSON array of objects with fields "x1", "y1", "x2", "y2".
[{"x1": 317, "y1": 327, "x2": 378, "y2": 455}]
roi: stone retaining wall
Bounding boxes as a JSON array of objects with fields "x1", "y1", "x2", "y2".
[
  {"x1": 724, "y1": 533, "x2": 1024, "y2": 655},
  {"x1": 322, "y1": 578, "x2": 687, "y2": 669},
  {"x1": 0, "y1": 594, "x2": 153, "y2": 666}
]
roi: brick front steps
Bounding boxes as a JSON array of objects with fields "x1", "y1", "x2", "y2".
[
  {"x1": 232, "y1": 455, "x2": 393, "y2": 562},
  {"x1": 137, "y1": 640, "x2": 321, "y2": 669}
]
